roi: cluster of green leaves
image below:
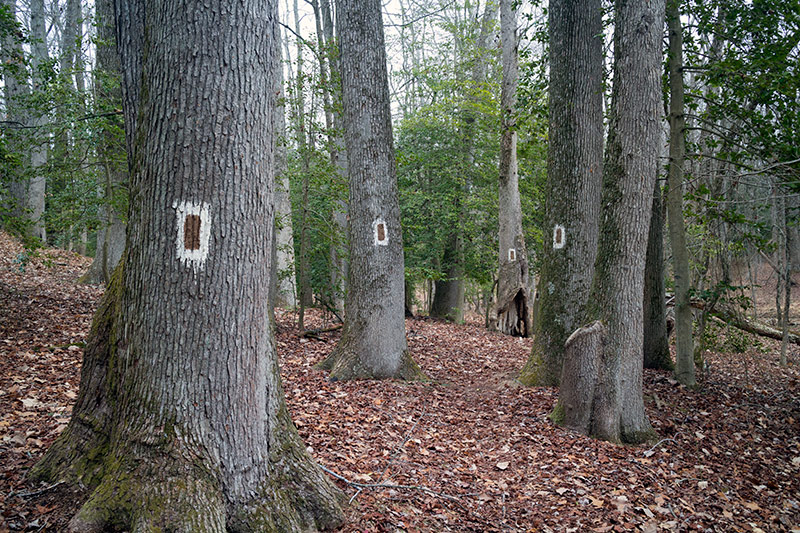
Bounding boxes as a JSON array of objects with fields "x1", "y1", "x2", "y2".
[{"x1": 1, "y1": 6, "x2": 126, "y2": 254}]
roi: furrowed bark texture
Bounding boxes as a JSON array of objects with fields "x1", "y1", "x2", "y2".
[
  {"x1": 495, "y1": 0, "x2": 531, "y2": 338},
  {"x1": 558, "y1": 0, "x2": 664, "y2": 443},
  {"x1": 32, "y1": 1, "x2": 344, "y2": 530},
  {"x1": 519, "y1": 0, "x2": 603, "y2": 385},
  {"x1": 643, "y1": 181, "x2": 672, "y2": 370},
  {"x1": 666, "y1": 0, "x2": 695, "y2": 386},
  {"x1": 320, "y1": 0, "x2": 423, "y2": 381},
  {"x1": 81, "y1": 0, "x2": 126, "y2": 285}
]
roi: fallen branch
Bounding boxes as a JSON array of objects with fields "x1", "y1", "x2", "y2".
[
  {"x1": 318, "y1": 465, "x2": 461, "y2": 502},
  {"x1": 301, "y1": 323, "x2": 343, "y2": 339},
  {"x1": 689, "y1": 302, "x2": 800, "y2": 345}
]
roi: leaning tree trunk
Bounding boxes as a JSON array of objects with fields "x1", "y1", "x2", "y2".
[
  {"x1": 643, "y1": 180, "x2": 672, "y2": 370},
  {"x1": 31, "y1": 1, "x2": 344, "y2": 529},
  {"x1": 518, "y1": 0, "x2": 603, "y2": 386},
  {"x1": 666, "y1": 0, "x2": 696, "y2": 386},
  {"x1": 494, "y1": 0, "x2": 531, "y2": 337},
  {"x1": 318, "y1": 0, "x2": 423, "y2": 381},
  {"x1": 556, "y1": 0, "x2": 663, "y2": 444},
  {"x1": 80, "y1": 0, "x2": 126, "y2": 284}
]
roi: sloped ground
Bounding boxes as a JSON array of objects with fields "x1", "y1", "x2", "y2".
[{"x1": 1, "y1": 231, "x2": 799, "y2": 532}]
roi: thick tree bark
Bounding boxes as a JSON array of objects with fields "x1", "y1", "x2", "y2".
[
  {"x1": 518, "y1": 0, "x2": 603, "y2": 385},
  {"x1": 556, "y1": 0, "x2": 664, "y2": 443},
  {"x1": 32, "y1": 1, "x2": 345, "y2": 529},
  {"x1": 430, "y1": 236, "x2": 466, "y2": 323},
  {"x1": 643, "y1": 181, "x2": 672, "y2": 370},
  {"x1": 495, "y1": 0, "x2": 531, "y2": 337},
  {"x1": 81, "y1": 0, "x2": 126, "y2": 285},
  {"x1": 318, "y1": 0, "x2": 423, "y2": 381},
  {"x1": 666, "y1": 0, "x2": 696, "y2": 386}
]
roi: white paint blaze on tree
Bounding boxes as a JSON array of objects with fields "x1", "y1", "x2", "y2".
[
  {"x1": 556, "y1": 0, "x2": 664, "y2": 444},
  {"x1": 318, "y1": 0, "x2": 424, "y2": 381},
  {"x1": 30, "y1": 0, "x2": 345, "y2": 529},
  {"x1": 494, "y1": 0, "x2": 532, "y2": 338},
  {"x1": 518, "y1": 0, "x2": 603, "y2": 386}
]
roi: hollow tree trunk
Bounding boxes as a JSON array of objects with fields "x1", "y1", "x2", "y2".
[
  {"x1": 495, "y1": 0, "x2": 531, "y2": 337},
  {"x1": 518, "y1": 0, "x2": 603, "y2": 386},
  {"x1": 318, "y1": 0, "x2": 423, "y2": 381},
  {"x1": 666, "y1": 0, "x2": 696, "y2": 386},
  {"x1": 556, "y1": 0, "x2": 663, "y2": 443},
  {"x1": 643, "y1": 180, "x2": 672, "y2": 370},
  {"x1": 31, "y1": 1, "x2": 345, "y2": 529},
  {"x1": 81, "y1": 0, "x2": 126, "y2": 285}
]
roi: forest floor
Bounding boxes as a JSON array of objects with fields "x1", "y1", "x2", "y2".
[{"x1": 1, "y1": 232, "x2": 799, "y2": 533}]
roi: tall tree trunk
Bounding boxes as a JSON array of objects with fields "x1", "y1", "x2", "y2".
[
  {"x1": 32, "y1": 1, "x2": 345, "y2": 529},
  {"x1": 644, "y1": 180, "x2": 672, "y2": 369},
  {"x1": 314, "y1": 0, "x2": 349, "y2": 316},
  {"x1": 431, "y1": 2, "x2": 497, "y2": 323},
  {"x1": 1, "y1": 0, "x2": 32, "y2": 236},
  {"x1": 81, "y1": 0, "x2": 126, "y2": 284},
  {"x1": 518, "y1": 0, "x2": 603, "y2": 386},
  {"x1": 779, "y1": 188, "x2": 792, "y2": 367},
  {"x1": 494, "y1": 0, "x2": 531, "y2": 337},
  {"x1": 273, "y1": 26, "x2": 297, "y2": 309},
  {"x1": 27, "y1": 0, "x2": 48, "y2": 242},
  {"x1": 666, "y1": 0, "x2": 696, "y2": 386},
  {"x1": 318, "y1": 0, "x2": 423, "y2": 381},
  {"x1": 556, "y1": 0, "x2": 663, "y2": 444}
]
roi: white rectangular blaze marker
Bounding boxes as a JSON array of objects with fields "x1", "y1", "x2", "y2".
[
  {"x1": 553, "y1": 224, "x2": 566, "y2": 250},
  {"x1": 174, "y1": 201, "x2": 211, "y2": 271},
  {"x1": 373, "y1": 217, "x2": 389, "y2": 246},
  {"x1": 508, "y1": 248, "x2": 516, "y2": 261}
]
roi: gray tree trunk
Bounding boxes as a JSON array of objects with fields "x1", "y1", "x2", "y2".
[
  {"x1": 1, "y1": 0, "x2": 33, "y2": 236},
  {"x1": 495, "y1": 0, "x2": 531, "y2": 337},
  {"x1": 27, "y1": 0, "x2": 47, "y2": 242},
  {"x1": 666, "y1": 0, "x2": 695, "y2": 386},
  {"x1": 31, "y1": 1, "x2": 345, "y2": 529},
  {"x1": 431, "y1": 2, "x2": 496, "y2": 323},
  {"x1": 81, "y1": 0, "x2": 126, "y2": 284},
  {"x1": 518, "y1": 0, "x2": 603, "y2": 386},
  {"x1": 273, "y1": 26, "x2": 297, "y2": 309},
  {"x1": 318, "y1": 0, "x2": 423, "y2": 381},
  {"x1": 315, "y1": 0, "x2": 349, "y2": 316},
  {"x1": 556, "y1": 0, "x2": 663, "y2": 443},
  {"x1": 643, "y1": 181, "x2": 672, "y2": 370}
]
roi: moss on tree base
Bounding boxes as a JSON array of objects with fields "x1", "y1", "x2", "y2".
[{"x1": 319, "y1": 347, "x2": 427, "y2": 382}]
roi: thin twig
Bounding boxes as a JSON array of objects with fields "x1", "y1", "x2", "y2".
[
  {"x1": 318, "y1": 465, "x2": 461, "y2": 502},
  {"x1": 644, "y1": 432, "x2": 683, "y2": 456},
  {"x1": 12, "y1": 481, "x2": 64, "y2": 499}
]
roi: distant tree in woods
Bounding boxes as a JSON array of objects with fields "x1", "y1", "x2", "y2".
[
  {"x1": 493, "y1": 0, "x2": 532, "y2": 337},
  {"x1": 30, "y1": 0, "x2": 345, "y2": 528}
]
